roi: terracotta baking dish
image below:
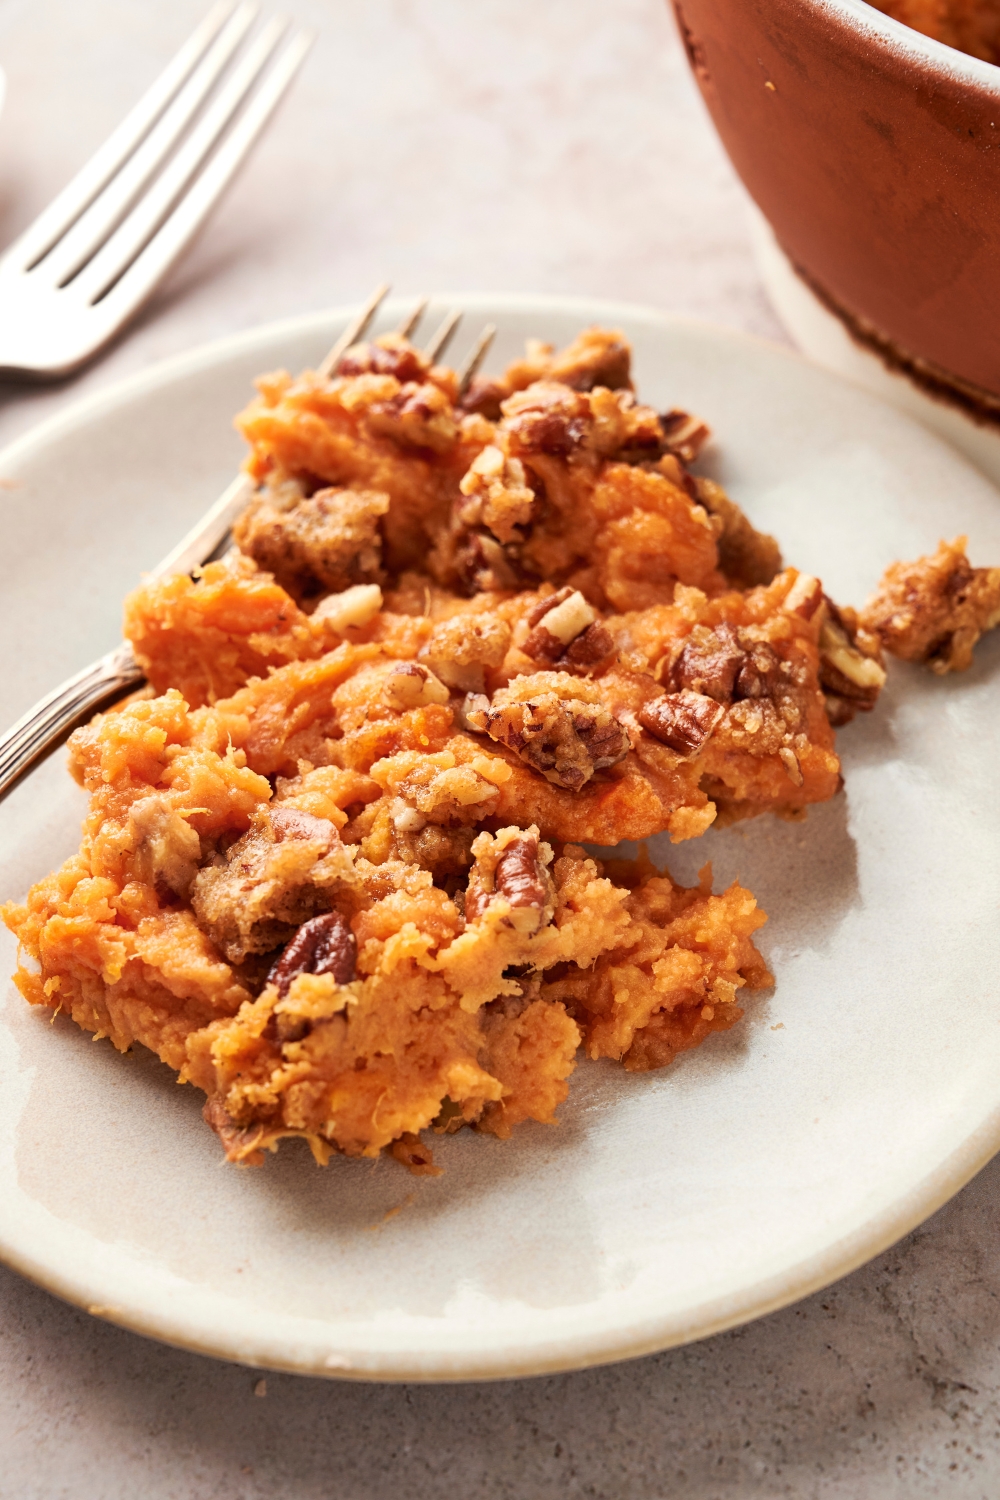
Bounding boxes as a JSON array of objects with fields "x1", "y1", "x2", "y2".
[{"x1": 670, "y1": 0, "x2": 1000, "y2": 415}]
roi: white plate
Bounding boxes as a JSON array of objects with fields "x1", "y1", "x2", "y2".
[{"x1": 3, "y1": 295, "x2": 1000, "y2": 1383}]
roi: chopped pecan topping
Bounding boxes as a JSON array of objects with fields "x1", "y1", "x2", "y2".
[
  {"x1": 561, "y1": 622, "x2": 615, "y2": 667},
  {"x1": 232, "y1": 486, "x2": 388, "y2": 600},
  {"x1": 202, "y1": 1097, "x2": 267, "y2": 1164},
  {"x1": 458, "y1": 374, "x2": 508, "y2": 420},
  {"x1": 457, "y1": 444, "x2": 535, "y2": 543},
  {"x1": 453, "y1": 530, "x2": 525, "y2": 593},
  {"x1": 459, "y1": 690, "x2": 491, "y2": 731},
  {"x1": 494, "y1": 833, "x2": 551, "y2": 918},
  {"x1": 384, "y1": 662, "x2": 451, "y2": 710},
  {"x1": 312, "y1": 583, "x2": 383, "y2": 632},
  {"x1": 782, "y1": 572, "x2": 823, "y2": 620},
  {"x1": 420, "y1": 611, "x2": 512, "y2": 693},
  {"x1": 860, "y1": 536, "x2": 1000, "y2": 675},
  {"x1": 522, "y1": 588, "x2": 615, "y2": 671},
  {"x1": 465, "y1": 829, "x2": 554, "y2": 935},
  {"x1": 466, "y1": 680, "x2": 629, "y2": 791},
  {"x1": 735, "y1": 639, "x2": 784, "y2": 699},
  {"x1": 501, "y1": 383, "x2": 591, "y2": 456},
  {"x1": 818, "y1": 598, "x2": 886, "y2": 718},
  {"x1": 336, "y1": 334, "x2": 429, "y2": 384},
  {"x1": 668, "y1": 623, "x2": 786, "y2": 705},
  {"x1": 190, "y1": 807, "x2": 351, "y2": 962},
  {"x1": 268, "y1": 910, "x2": 357, "y2": 997},
  {"x1": 670, "y1": 623, "x2": 745, "y2": 701},
  {"x1": 660, "y1": 409, "x2": 710, "y2": 464},
  {"x1": 459, "y1": 328, "x2": 633, "y2": 419},
  {"x1": 778, "y1": 746, "x2": 803, "y2": 786},
  {"x1": 637, "y1": 689, "x2": 724, "y2": 756},
  {"x1": 366, "y1": 381, "x2": 457, "y2": 452}
]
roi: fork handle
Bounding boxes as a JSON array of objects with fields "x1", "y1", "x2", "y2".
[{"x1": 0, "y1": 641, "x2": 144, "y2": 802}]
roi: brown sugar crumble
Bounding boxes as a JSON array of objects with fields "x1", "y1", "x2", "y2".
[{"x1": 6, "y1": 322, "x2": 994, "y2": 1172}]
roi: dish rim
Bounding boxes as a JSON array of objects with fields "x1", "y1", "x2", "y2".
[{"x1": 801, "y1": 0, "x2": 1000, "y2": 89}]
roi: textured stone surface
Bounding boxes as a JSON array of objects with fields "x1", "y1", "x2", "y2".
[{"x1": 2, "y1": 2, "x2": 999, "y2": 1497}]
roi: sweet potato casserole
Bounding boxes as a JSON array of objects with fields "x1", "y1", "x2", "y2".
[{"x1": 5, "y1": 323, "x2": 995, "y2": 1169}]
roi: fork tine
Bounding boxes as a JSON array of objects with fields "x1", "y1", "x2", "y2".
[
  {"x1": 397, "y1": 297, "x2": 428, "y2": 339},
  {"x1": 73, "y1": 20, "x2": 304, "y2": 307},
  {"x1": 83, "y1": 30, "x2": 312, "y2": 328},
  {"x1": 0, "y1": 2, "x2": 241, "y2": 276},
  {"x1": 423, "y1": 309, "x2": 463, "y2": 363},
  {"x1": 318, "y1": 284, "x2": 391, "y2": 377},
  {"x1": 457, "y1": 323, "x2": 497, "y2": 396},
  {"x1": 41, "y1": 2, "x2": 259, "y2": 289}
]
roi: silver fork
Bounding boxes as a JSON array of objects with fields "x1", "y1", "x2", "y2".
[
  {"x1": 0, "y1": 287, "x2": 497, "y2": 800},
  {"x1": 0, "y1": 2, "x2": 311, "y2": 379}
]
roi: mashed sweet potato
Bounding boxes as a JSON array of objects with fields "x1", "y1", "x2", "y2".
[{"x1": 11, "y1": 322, "x2": 891, "y2": 1171}]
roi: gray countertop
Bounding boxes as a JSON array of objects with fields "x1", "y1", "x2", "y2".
[{"x1": 2, "y1": 3, "x2": 998, "y2": 1496}]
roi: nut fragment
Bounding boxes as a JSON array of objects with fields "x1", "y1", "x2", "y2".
[
  {"x1": 366, "y1": 381, "x2": 457, "y2": 452},
  {"x1": 818, "y1": 598, "x2": 886, "y2": 717},
  {"x1": 782, "y1": 572, "x2": 823, "y2": 620},
  {"x1": 860, "y1": 536, "x2": 1000, "y2": 675},
  {"x1": 659, "y1": 409, "x2": 710, "y2": 464},
  {"x1": 457, "y1": 444, "x2": 535, "y2": 543},
  {"x1": 190, "y1": 807, "x2": 351, "y2": 962},
  {"x1": 465, "y1": 829, "x2": 554, "y2": 935},
  {"x1": 466, "y1": 679, "x2": 629, "y2": 791},
  {"x1": 668, "y1": 623, "x2": 786, "y2": 705},
  {"x1": 420, "y1": 612, "x2": 513, "y2": 693},
  {"x1": 501, "y1": 383, "x2": 591, "y2": 456},
  {"x1": 637, "y1": 689, "x2": 724, "y2": 756},
  {"x1": 232, "y1": 486, "x2": 388, "y2": 601},
  {"x1": 268, "y1": 910, "x2": 357, "y2": 997},
  {"x1": 735, "y1": 639, "x2": 783, "y2": 700},
  {"x1": 312, "y1": 583, "x2": 383, "y2": 632},
  {"x1": 337, "y1": 334, "x2": 429, "y2": 384},
  {"x1": 778, "y1": 746, "x2": 803, "y2": 786},
  {"x1": 670, "y1": 623, "x2": 745, "y2": 701},
  {"x1": 522, "y1": 588, "x2": 615, "y2": 670},
  {"x1": 384, "y1": 662, "x2": 451, "y2": 709}
]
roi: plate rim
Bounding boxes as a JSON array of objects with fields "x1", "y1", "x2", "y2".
[{"x1": 3, "y1": 292, "x2": 998, "y2": 1382}]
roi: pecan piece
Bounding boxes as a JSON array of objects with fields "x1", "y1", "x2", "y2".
[
  {"x1": 336, "y1": 334, "x2": 428, "y2": 384},
  {"x1": 202, "y1": 1097, "x2": 268, "y2": 1165},
  {"x1": 494, "y1": 832, "x2": 551, "y2": 919},
  {"x1": 637, "y1": 689, "x2": 724, "y2": 756},
  {"x1": 312, "y1": 583, "x2": 383, "y2": 632},
  {"x1": 501, "y1": 383, "x2": 591, "y2": 456},
  {"x1": 465, "y1": 830, "x2": 554, "y2": 935},
  {"x1": 457, "y1": 444, "x2": 535, "y2": 543},
  {"x1": 734, "y1": 639, "x2": 783, "y2": 700},
  {"x1": 860, "y1": 536, "x2": 1000, "y2": 675},
  {"x1": 458, "y1": 374, "x2": 508, "y2": 420},
  {"x1": 467, "y1": 688, "x2": 629, "y2": 791},
  {"x1": 384, "y1": 662, "x2": 451, "y2": 710},
  {"x1": 366, "y1": 381, "x2": 457, "y2": 452},
  {"x1": 818, "y1": 598, "x2": 886, "y2": 719},
  {"x1": 420, "y1": 611, "x2": 512, "y2": 693},
  {"x1": 190, "y1": 807, "x2": 349, "y2": 962},
  {"x1": 659, "y1": 408, "x2": 710, "y2": 464},
  {"x1": 782, "y1": 572, "x2": 823, "y2": 620},
  {"x1": 671, "y1": 623, "x2": 745, "y2": 702},
  {"x1": 268, "y1": 911, "x2": 357, "y2": 997},
  {"x1": 453, "y1": 530, "x2": 525, "y2": 593},
  {"x1": 522, "y1": 588, "x2": 614, "y2": 670}
]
